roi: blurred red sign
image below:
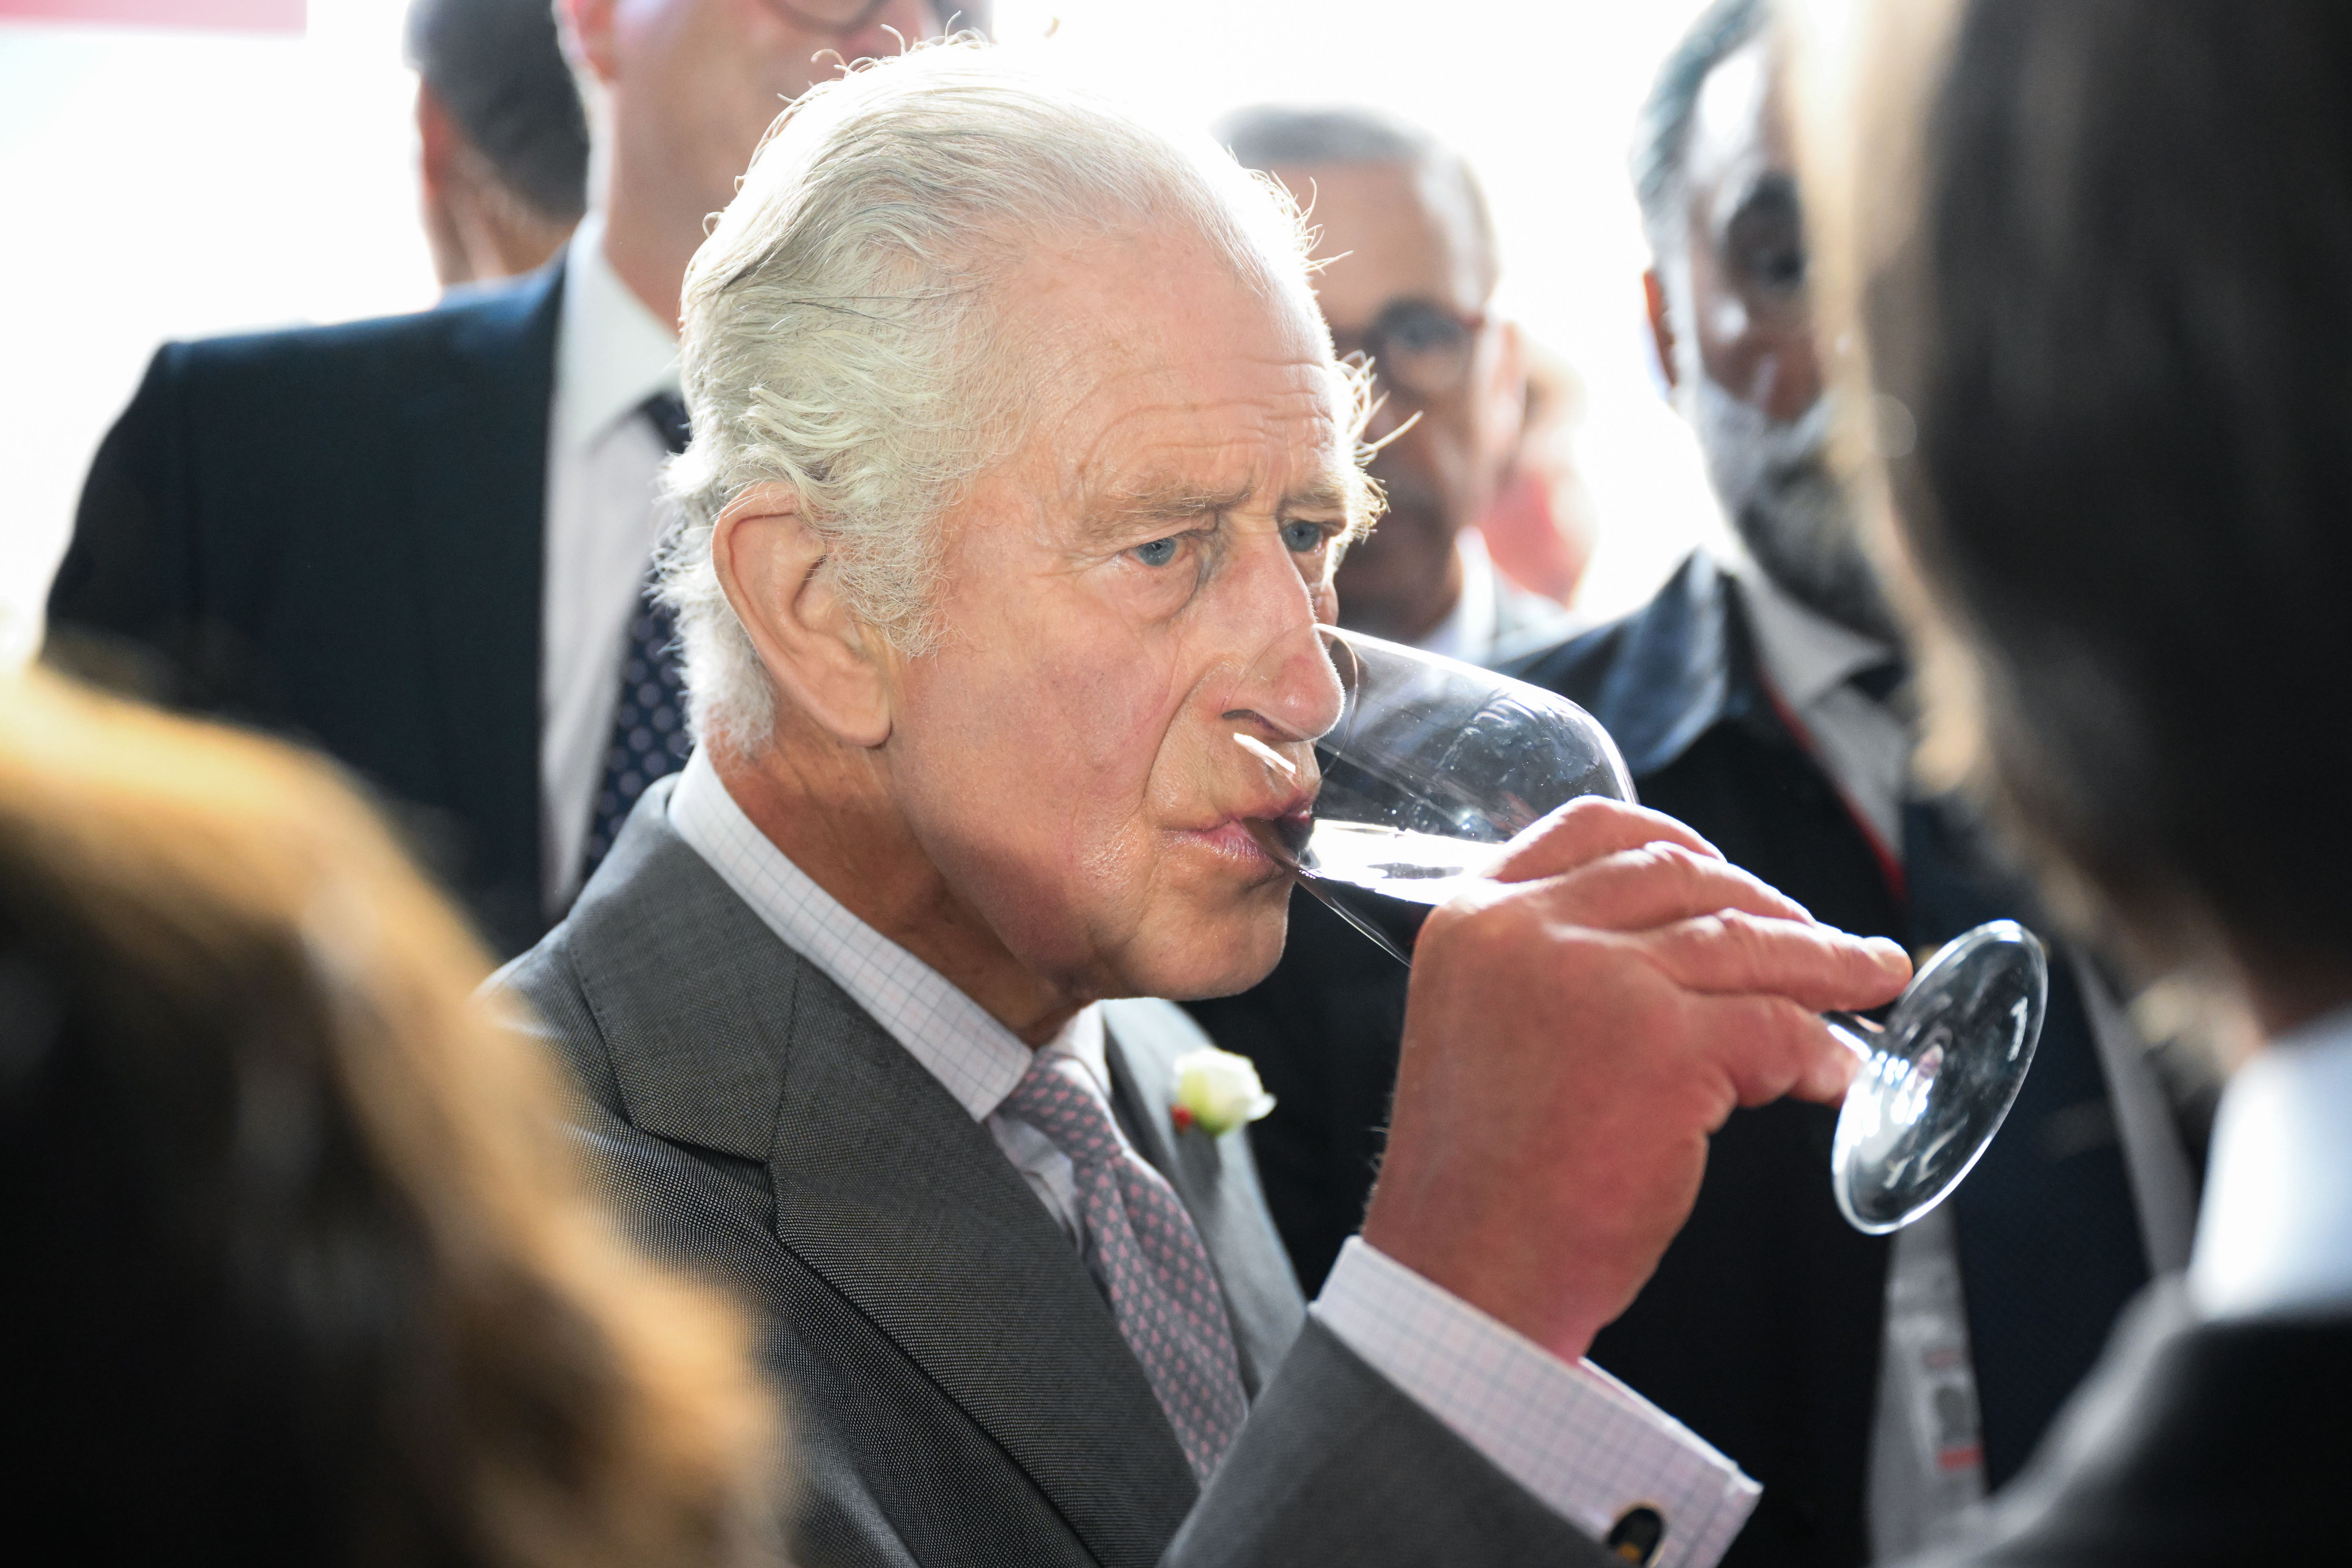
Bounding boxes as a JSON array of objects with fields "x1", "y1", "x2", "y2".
[{"x1": 0, "y1": 0, "x2": 304, "y2": 30}]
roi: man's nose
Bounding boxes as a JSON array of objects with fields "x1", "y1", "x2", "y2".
[
  {"x1": 1769, "y1": 333, "x2": 1826, "y2": 424},
  {"x1": 1225, "y1": 540, "x2": 1345, "y2": 744},
  {"x1": 1740, "y1": 325, "x2": 1825, "y2": 425}
]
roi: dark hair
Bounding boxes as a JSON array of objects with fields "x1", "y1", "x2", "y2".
[
  {"x1": 1631, "y1": 0, "x2": 1767, "y2": 243},
  {"x1": 405, "y1": 0, "x2": 590, "y2": 223},
  {"x1": 0, "y1": 672, "x2": 781, "y2": 1566},
  {"x1": 1215, "y1": 103, "x2": 1498, "y2": 288},
  {"x1": 1866, "y1": 0, "x2": 2352, "y2": 984}
]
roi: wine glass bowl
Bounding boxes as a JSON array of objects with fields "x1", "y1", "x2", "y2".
[
  {"x1": 1247, "y1": 624, "x2": 2047, "y2": 1236},
  {"x1": 1296, "y1": 626, "x2": 1635, "y2": 906}
]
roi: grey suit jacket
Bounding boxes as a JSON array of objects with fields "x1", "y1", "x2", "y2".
[{"x1": 497, "y1": 780, "x2": 1602, "y2": 1568}]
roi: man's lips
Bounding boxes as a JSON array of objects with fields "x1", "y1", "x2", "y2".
[
  {"x1": 1181, "y1": 819, "x2": 1281, "y2": 871},
  {"x1": 1175, "y1": 799, "x2": 1314, "y2": 877}
]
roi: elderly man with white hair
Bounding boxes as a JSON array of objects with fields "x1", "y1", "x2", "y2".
[{"x1": 499, "y1": 42, "x2": 1910, "y2": 1568}]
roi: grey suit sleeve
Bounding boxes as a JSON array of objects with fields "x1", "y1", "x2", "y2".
[{"x1": 1164, "y1": 1320, "x2": 1615, "y2": 1568}]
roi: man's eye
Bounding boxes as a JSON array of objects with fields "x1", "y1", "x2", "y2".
[
  {"x1": 1749, "y1": 243, "x2": 1807, "y2": 290},
  {"x1": 1281, "y1": 521, "x2": 1329, "y2": 553},
  {"x1": 1132, "y1": 536, "x2": 1181, "y2": 567}
]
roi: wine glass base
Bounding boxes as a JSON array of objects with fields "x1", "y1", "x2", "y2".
[{"x1": 1831, "y1": 920, "x2": 2049, "y2": 1233}]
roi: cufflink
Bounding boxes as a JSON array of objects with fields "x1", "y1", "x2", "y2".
[{"x1": 1606, "y1": 1504, "x2": 1664, "y2": 1564}]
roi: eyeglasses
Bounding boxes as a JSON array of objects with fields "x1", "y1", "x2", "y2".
[{"x1": 1330, "y1": 298, "x2": 1490, "y2": 399}]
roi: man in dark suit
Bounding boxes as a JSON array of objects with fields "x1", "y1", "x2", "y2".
[
  {"x1": 1598, "y1": 0, "x2": 2352, "y2": 1559},
  {"x1": 45, "y1": 0, "x2": 961, "y2": 956},
  {"x1": 498, "y1": 43, "x2": 1915, "y2": 1567},
  {"x1": 1188, "y1": 4, "x2": 2198, "y2": 1565}
]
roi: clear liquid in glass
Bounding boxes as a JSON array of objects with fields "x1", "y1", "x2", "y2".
[{"x1": 1255, "y1": 624, "x2": 2048, "y2": 1234}]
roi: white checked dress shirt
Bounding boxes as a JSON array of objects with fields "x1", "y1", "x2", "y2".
[
  {"x1": 666, "y1": 746, "x2": 1759, "y2": 1567},
  {"x1": 538, "y1": 215, "x2": 682, "y2": 914}
]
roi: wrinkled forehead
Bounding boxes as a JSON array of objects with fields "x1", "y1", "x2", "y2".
[{"x1": 993, "y1": 227, "x2": 1365, "y2": 524}]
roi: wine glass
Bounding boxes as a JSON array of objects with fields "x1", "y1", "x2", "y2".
[{"x1": 1247, "y1": 625, "x2": 2045, "y2": 1235}]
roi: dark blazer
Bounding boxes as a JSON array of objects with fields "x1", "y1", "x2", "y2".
[
  {"x1": 1188, "y1": 553, "x2": 2157, "y2": 1568},
  {"x1": 1918, "y1": 1284, "x2": 2349, "y2": 1566},
  {"x1": 47, "y1": 267, "x2": 563, "y2": 955},
  {"x1": 496, "y1": 778, "x2": 1607, "y2": 1568}
]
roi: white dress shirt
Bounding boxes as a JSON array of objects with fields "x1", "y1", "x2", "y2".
[
  {"x1": 1418, "y1": 527, "x2": 1578, "y2": 669},
  {"x1": 1729, "y1": 552, "x2": 2199, "y2": 1558},
  {"x1": 539, "y1": 215, "x2": 682, "y2": 913},
  {"x1": 1418, "y1": 528, "x2": 1506, "y2": 667},
  {"x1": 664, "y1": 746, "x2": 1758, "y2": 1566},
  {"x1": 2191, "y1": 1006, "x2": 2352, "y2": 1319},
  {"x1": 1732, "y1": 558, "x2": 1909, "y2": 854}
]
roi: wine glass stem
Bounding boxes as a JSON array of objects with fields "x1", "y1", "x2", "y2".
[{"x1": 1823, "y1": 1011, "x2": 1880, "y2": 1065}]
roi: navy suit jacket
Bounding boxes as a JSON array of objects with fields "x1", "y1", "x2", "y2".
[{"x1": 48, "y1": 266, "x2": 563, "y2": 955}]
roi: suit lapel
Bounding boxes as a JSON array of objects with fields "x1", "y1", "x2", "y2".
[
  {"x1": 399, "y1": 261, "x2": 563, "y2": 952},
  {"x1": 1550, "y1": 550, "x2": 1746, "y2": 778},
  {"x1": 1103, "y1": 1000, "x2": 1306, "y2": 1395},
  {"x1": 566, "y1": 794, "x2": 1200, "y2": 1568}
]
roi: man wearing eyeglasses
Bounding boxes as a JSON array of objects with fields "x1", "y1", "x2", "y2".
[
  {"x1": 48, "y1": 0, "x2": 972, "y2": 956},
  {"x1": 1216, "y1": 107, "x2": 1572, "y2": 668}
]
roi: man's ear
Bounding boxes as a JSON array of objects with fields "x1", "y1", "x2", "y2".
[
  {"x1": 711, "y1": 484, "x2": 896, "y2": 750},
  {"x1": 555, "y1": 0, "x2": 620, "y2": 86},
  {"x1": 1643, "y1": 268, "x2": 1681, "y2": 393}
]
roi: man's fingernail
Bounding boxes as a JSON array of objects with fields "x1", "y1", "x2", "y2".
[{"x1": 1869, "y1": 936, "x2": 1910, "y2": 968}]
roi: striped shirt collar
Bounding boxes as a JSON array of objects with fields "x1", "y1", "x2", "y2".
[{"x1": 665, "y1": 747, "x2": 1105, "y2": 1119}]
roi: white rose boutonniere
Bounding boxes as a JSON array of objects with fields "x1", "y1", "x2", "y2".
[{"x1": 1169, "y1": 1047, "x2": 1276, "y2": 1137}]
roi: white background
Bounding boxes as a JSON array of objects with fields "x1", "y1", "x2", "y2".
[{"x1": 0, "y1": 0, "x2": 1728, "y2": 670}]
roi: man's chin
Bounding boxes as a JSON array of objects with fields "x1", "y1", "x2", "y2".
[{"x1": 1113, "y1": 893, "x2": 1291, "y2": 1002}]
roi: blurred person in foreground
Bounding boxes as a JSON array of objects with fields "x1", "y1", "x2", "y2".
[
  {"x1": 1513, "y1": 4, "x2": 2195, "y2": 1561},
  {"x1": 0, "y1": 669, "x2": 778, "y2": 1566},
  {"x1": 409, "y1": 0, "x2": 590, "y2": 289},
  {"x1": 1187, "y1": 108, "x2": 1581, "y2": 1281},
  {"x1": 47, "y1": 0, "x2": 973, "y2": 958},
  {"x1": 497, "y1": 41, "x2": 1912, "y2": 1568},
  {"x1": 1516, "y1": 0, "x2": 2352, "y2": 1559},
  {"x1": 1187, "y1": 8, "x2": 2194, "y2": 1565}
]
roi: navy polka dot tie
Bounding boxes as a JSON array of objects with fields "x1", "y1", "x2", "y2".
[{"x1": 578, "y1": 393, "x2": 693, "y2": 887}]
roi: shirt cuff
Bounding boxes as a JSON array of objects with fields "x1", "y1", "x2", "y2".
[{"x1": 1311, "y1": 1237, "x2": 1760, "y2": 1568}]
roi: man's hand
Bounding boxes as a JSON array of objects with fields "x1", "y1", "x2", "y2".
[{"x1": 1361, "y1": 797, "x2": 1912, "y2": 1363}]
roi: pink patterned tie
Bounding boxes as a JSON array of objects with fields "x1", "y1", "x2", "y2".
[{"x1": 1003, "y1": 1054, "x2": 1249, "y2": 1480}]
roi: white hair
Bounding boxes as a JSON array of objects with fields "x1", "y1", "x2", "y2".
[{"x1": 661, "y1": 39, "x2": 1357, "y2": 753}]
